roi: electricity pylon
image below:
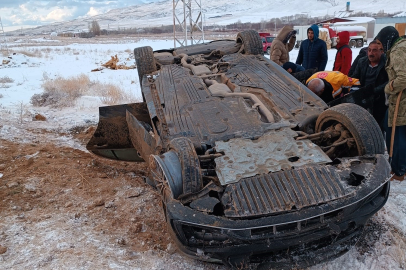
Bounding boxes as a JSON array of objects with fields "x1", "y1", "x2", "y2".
[{"x1": 173, "y1": 0, "x2": 204, "y2": 48}]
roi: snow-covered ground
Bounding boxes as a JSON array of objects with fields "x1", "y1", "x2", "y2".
[
  {"x1": 0, "y1": 36, "x2": 362, "y2": 108},
  {"x1": 1, "y1": 36, "x2": 406, "y2": 270}
]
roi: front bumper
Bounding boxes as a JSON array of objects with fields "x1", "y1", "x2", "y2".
[{"x1": 164, "y1": 155, "x2": 390, "y2": 268}]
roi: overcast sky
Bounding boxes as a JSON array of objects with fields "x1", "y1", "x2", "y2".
[{"x1": 0, "y1": 0, "x2": 157, "y2": 32}]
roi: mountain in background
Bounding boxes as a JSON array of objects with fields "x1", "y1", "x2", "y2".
[{"x1": 7, "y1": 0, "x2": 406, "y2": 35}]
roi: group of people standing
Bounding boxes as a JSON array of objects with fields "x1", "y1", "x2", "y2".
[{"x1": 269, "y1": 24, "x2": 406, "y2": 181}]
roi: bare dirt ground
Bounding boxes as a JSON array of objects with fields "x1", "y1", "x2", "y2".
[
  {"x1": 0, "y1": 123, "x2": 402, "y2": 270},
  {"x1": 0, "y1": 125, "x2": 224, "y2": 270},
  {"x1": 0, "y1": 34, "x2": 228, "y2": 269}
]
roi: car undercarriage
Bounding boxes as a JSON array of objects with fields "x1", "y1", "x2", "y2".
[{"x1": 87, "y1": 30, "x2": 390, "y2": 269}]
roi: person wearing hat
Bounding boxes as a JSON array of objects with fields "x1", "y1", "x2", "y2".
[
  {"x1": 270, "y1": 25, "x2": 297, "y2": 66},
  {"x1": 378, "y1": 26, "x2": 406, "y2": 181},
  {"x1": 296, "y1": 24, "x2": 328, "y2": 71}
]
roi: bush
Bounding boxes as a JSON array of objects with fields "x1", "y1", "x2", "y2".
[
  {"x1": 32, "y1": 74, "x2": 91, "y2": 107},
  {"x1": 97, "y1": 83, "x2": 136, "y2": 105},
  {"x1": 0, "y1": 76, "x2": 14, "y2": 83},
  {"x1": 31, "y1": 73, "x2": 138, "y2": 107}
]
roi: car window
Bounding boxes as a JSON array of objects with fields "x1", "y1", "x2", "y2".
[
  {"x1": 266, "y1": 37, "x2": 274, "y2": 43},
  {"x1": 262, "y1": 37, "x2": 266, "y2": 43}
]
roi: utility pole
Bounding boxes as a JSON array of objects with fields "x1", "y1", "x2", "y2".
[
  {"x1": 0, "y1": 16, "x2": 9, "y2": 56},
  {"x1": 274, "y1": 19, "x2": 276, "y2": 35},
  {"x1": 173, "y1": 0, "x2": 204, "y2": 48}
]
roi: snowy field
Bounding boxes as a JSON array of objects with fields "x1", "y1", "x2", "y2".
[{"x1": 1, "y1": 35, "x2": 406, "y2": 270}]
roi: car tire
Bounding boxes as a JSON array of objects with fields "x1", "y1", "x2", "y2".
[
  {"x1": 266, "y1": 47, "x2": 271, "y2": 55},
  {"x1": 295, "y1": 40, "x2": 301, "y2": 49},
  {"x1": 169, "y1": 137, "x2": 203, "y2": 197},
  {"x1": 356, "y1": 40, "x2": 364, "y2": 48},
  {"x1": 315, "y1": 103, "x2": 385, "y2": 156},
  {"x1": 236, "y1": 30, "x2": 263, "y2": 55},
  {"x1": 134, "y1": 46, "x2": 157, "y2": 85},
  {"x1": 349, "y1": 40, "x2": 356, "y2": 48}
]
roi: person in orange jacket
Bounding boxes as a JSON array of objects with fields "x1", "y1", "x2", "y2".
[
  {"x1": 306, "y1": 71, "x2": 360, "y2": 103},
  {"x1": 333, "y1": 31, "x2": 352, "y2": 75}
]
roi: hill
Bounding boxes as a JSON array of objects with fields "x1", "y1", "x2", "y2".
[{"x1": 6, "y1": 0, "x2": 406, "y2": 35}]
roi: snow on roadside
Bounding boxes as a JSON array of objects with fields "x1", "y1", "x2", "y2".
[{"x1": 0, "y1": 38, "x2": 174, "y2": 148}]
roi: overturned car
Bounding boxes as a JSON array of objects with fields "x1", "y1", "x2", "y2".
[{"x1": 87, "y1": 30, "x2": 390, "y2": 269}]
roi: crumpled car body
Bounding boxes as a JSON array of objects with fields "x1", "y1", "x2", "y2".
[{"x1": 87, "y1": 30, "x2": 390, "y2": 269}]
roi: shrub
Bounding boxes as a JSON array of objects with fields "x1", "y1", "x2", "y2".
[
  {"x1": 0, "y1": 76, "x2": 14, "y2": 83},
  {"x1": 32, "y1": 74, "x2": 91, "y2": 107},
  {"x1": 31, "y1": 74, "x2": 138, "y2": 107},
  {"x1": 97, "y1": 83, "x2": 139, "y2": 105},
  {"x1": 17, "y1": 50, "x2": 42, "y2": 58}
]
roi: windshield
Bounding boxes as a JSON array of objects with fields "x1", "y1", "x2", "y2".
[{"x1": 266, "y1": 37, "x2": 274, "y2": 43}]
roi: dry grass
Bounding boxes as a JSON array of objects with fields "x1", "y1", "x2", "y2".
[
  {"x1": 31, "y1": 74, "x2": 91, "y2": 107},
  {"x1": 31, "y1": 73, "x2": 136, "y2": 107},
  {"x1": 15, "y1": 50, "x2": 43, "y2": 58},
  {"x1": 0, "y1": 76, "x2": 14, "y2": 88},
  {"x1": 96, "y1": 83, "x2": 136, "y2": 105},
  {"x1": 42, "y1": 74, "x2": 90, "y2": 95},
  {"x1": 1, "y1": 49, "x2": 10, "y2": 57},
  {"x1": 0, "y1": 76, "x2": 14, "y2": 84},
  {"x1": 41, "y1": 48, "x2": 52, "y2": 53}
]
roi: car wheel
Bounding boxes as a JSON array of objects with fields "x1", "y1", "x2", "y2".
[
  {"x1": 236, "y1": 30, "x2": 263, "y2": 55},
  {"x1": 349, "y1": 40, "x2": 356, "y2": 48},
  {"x1": 295, "y1": 40, "x2": 301, "y2": 48},
  {"x1": 266, "y1": 47, "x2": 271, "y2": 55},
  {"x1": 149, "y1": 137, "x2": 203, "y2": 199},
  {"x1": 134, "y1": 46, "x2": 157, "y2": 85},
  {"x1": 356, "y1": 40, "x2": 364, "y2": 47},
  {"x1": 169, "y1": 137, "x2": 203, "y2": 197},
  {"x1": 315, "y1": 103, "x2": 384, "y2": 159}
]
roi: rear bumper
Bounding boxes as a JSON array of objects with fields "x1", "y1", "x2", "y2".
[{"x1": 164, "y1": 155, "x2": 390, "y2": 268}]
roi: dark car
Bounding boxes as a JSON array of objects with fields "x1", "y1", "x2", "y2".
[{"x1": 87, "y1": 30, "x2": 390, "y2": 269}]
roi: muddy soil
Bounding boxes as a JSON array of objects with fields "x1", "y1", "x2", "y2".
[{"x1": 0, "y1": 128, "x2": 224, "y2": 270}]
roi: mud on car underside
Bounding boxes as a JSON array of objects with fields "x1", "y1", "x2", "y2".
[{"x1": 87, "y1": 30, "x2": 390, "y2": 269}]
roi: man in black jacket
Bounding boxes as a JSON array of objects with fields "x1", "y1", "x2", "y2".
[
  {"x1": 350, "y1": 41, "x2": 388, "y2": 130},
  {"x1": 296, "y1": 24, "x2": 328, "y2": 71},
  {"x1": 348, "y1": 47, "x2": 367, "y2": 77}
]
